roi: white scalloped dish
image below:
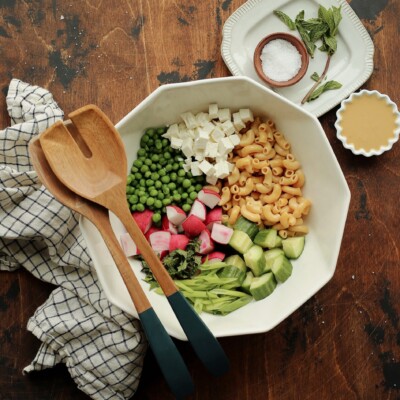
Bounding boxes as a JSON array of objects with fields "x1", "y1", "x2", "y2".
[
  {"x1": 335, "y1": 90, "x2": 400, "y2": 156},
  {"x1": 221, "y1": 0, "x2": 374, "y2": 117}
]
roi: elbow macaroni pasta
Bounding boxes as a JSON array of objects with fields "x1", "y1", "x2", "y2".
[{"x1": 220, "y1": 113, "x2": 312, "y2": 237}]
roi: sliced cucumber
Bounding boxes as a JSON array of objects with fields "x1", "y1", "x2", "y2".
[
  {"x1": 241, "y1": 271, "x2": 254, "y2": 294},
  {"x1": 224, "y1": 255, "x2": 246, "y2": 270},
  {"x1": 274, "y1": 235, "x2": 283, "y2": 248},
  {"x1": 264, "y1": 248, "x2": 285, "y2": 271},
  {"x1": 271, "y1": 254, "x2": 293, "y2": 283},
  {"x1": 218, "y1": 265, "x2": 246, "y2": 285},
  {"x1": 229, "y1": 230, "x2": 253, "y2": 254},
  {"x1": 244, "y1": 245, "x2": 266, "y2": 277},
  {"x1": 282, "y1": 236, "x2": 305, "y2": 259},
  {"x1": 249, "y1": 272, "x2": 277, "y2": 301},
  {"x1": 254, "y1": 229, "x2": 278, "y2": 249},
  {"x1": 234, "y1": 216, "x2": 259, "y2": 240}
]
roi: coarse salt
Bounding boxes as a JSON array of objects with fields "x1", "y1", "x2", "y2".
[{"x1": 260, "y1": 39, "x2": 302, "y2": 82}]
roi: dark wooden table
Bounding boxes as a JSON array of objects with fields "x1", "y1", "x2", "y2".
[{"x1": 1, "y1": 1, "x2": 399, "y2": 399}]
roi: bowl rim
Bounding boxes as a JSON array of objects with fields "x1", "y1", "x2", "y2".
[
  {"x1": 253, "y1": 32, "x2": 310, "y2": 88},
  {"x1": 334, "y1": 89, "x2": 400, "y2": 157}
]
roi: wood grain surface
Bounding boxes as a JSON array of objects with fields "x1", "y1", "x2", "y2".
[{"x1": 1, "y1": 0, "x2": 399, "y2": 399}]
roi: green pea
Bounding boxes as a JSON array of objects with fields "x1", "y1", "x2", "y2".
[
  {"x1": 188, "y1": 185, "x2": 195, "y2": 193},
  {"x1": 146, "y1": 198, "x2": 155, "y2": 206},
  {"x1": 137, "y1": 148, "x2": 146, "y2": 157},
  {"x1": 165, "y1": 164, "x2": 172, "y2": 172},
  {"x1": 177, "y1": 169, "x2": 186, "y2": 177},
  {"x1": 162, "y1": 187, "x2": 170, "y2": 195},
  {"x1": 177, "y1": 177, "x2": 184, "y2": 184},
  {"x1": 155, "y1": 181, "x2": 162, "y2": 189},
  {"x1": 195, "y1": 184, "x2": 203, "y2": 192},
  {"x1": 157, "y1": 192, "x2": 164, "y2": 200},
  {"x1": 162, "y1": 138, "x2": 169, "y2": 147},
  {"x1": 139, "y1": 179, "x2": 146, "y2": 187},
  {"x1": 130, "y1": 204, "x2": 137, "y2": 211},
  {"x1": 126, "y1": 186, "x2": 135, "y2": 194},
  {"x1": 128, "y1": 195, "x2": 138, "y2": 204},
  {"x1": 145, "y1": 179, "x2": 153, "y2": 187},
  {"x1": 159, "y1": 168, "x2": 166, "y2": 176},
  {"x1": 161, "y1": 175, "x2": 170, "y2": 184},
  {"x1": 164, "y1": 152, "x2": 172, "y2": 160},
  {"x1": 136, "y1": 204, "x2": 145, "y2": 212},
  {"x1": 146, "y1": 128, "x2": 155, "y2": 136},
  {"x1": 173, "y1": 193, "x2": 181, "y2": 202},
  {"x1": 140, "y1": 165, "x2": 149, "y2": 173},
  {"x1": 155, "y1": 140, "x2": 163, "y2": 150},
  {"x1": 144, "y1": 171, "x2": 152, "y2": 178},
  {"x1": 189, "y1": 191, "x2": 197, "y2": 200},
  {"x1": 149, "y1": 189, "x2": 158, "y2": 197},
  {"x1": 134, "y1": 172, "x2": 142, "y2": 180},
  {"x1": 150, "y1": 164, "x2": 157, "y2": 171},
  {"x1": 154, "y1": 200, "x2": 162, "y2": 209},
  {"x1": 162, "y1": 198, "x2": 171, "y2": 206},
  {"x1": 182, "y1": 179, "x2": 191, "y2": 188},
  {"x1": 168, "y1": 182, "x2": 176, "y2": 190},
  {"x1": 157, "y1": 127, "x2": 166, "y2": 135},
  {"x1": 181, "y1": 193, "x2": 188, "y2": 200},
  {"x1": 140, "y1": 196, "x2": 147, "y2": 204},
  {"x1": 151, "y1": 172, "x2": 159, "y2": 181},
  {"x1": 151, "y1": 154, "x2": 159, "y2": 162},
  {"x1": 182, "y1": 204, "x2": 191, "y2": 212}
]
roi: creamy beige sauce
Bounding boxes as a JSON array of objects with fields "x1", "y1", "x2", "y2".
[{"x1": 339, "y1": 94, "x2": 397, "y2": 151}]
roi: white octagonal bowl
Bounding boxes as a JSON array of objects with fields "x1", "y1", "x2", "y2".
[{"x1": 80, "y1": 76, "x2": 351, "y2": 340}]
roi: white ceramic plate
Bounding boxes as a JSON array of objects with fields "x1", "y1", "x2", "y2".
[
  {"x1": 221, "y1": 0, "x2": 374, "y2": 117},
  {"x1": 80, "y1": 77, "x2": 351, "y2": 340}
]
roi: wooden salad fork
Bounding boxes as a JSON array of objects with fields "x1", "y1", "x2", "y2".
[
  {"x1": 37, "y1": 105, "x2": 229, "y2": 377},
  {"x1": 29, "y1": 136, "x2": 194, "y2": 399}
]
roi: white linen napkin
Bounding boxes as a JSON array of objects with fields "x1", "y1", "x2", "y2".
[{"x1": 0, "y1": 79, "x2": 147, "y2": 400}]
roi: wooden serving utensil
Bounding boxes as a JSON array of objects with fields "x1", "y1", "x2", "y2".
[
  {"x1": 29, "y1": 136, "x2": 194, "y2": 399},
  {"x1": 38, "y1": 105, "x2": 229, "y2": 377}
]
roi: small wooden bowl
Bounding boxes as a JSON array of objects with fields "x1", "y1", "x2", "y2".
[{"x1": 253, "y1": 32, "x2": 309, "y2": 88}]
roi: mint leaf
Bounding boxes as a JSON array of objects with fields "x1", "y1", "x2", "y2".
[
  {"x1": 307, "y1": 80, "x2": 342, "y2": 102},
  {"x1": 273, "y1": 10, "x2": 296, "y2": 30},
  {"x1": 310, "y1": 72, "x2": 320, "y2": 82}
]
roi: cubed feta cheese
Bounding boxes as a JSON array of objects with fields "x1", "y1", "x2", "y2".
[
  {"x1": 214, "y1": 160, "x2": 230, "y2": 179},
  {"x1": 163, "y1": 123, "x2": 179, "y2": 139},
  {"x1": 205, "y1": 142, "x2": 219, "y2": 158},
  {"x1": 218, "y1": 136, "x2": 234, "y2": 154},
  {"x1": 201, "y1": 121, "x2": 215, "y2": 136},
  {"x1": 194, "y1": 150, "x2": 205, "y2": 161},
  {"x1": 239, "y1": 108, "x2": 254, "y2": 123},
  {"x1": 196, "y1": 112, "x2": 211, "y2": 126},
  {"x1": 221, "y1": 120, "x2": 235, "y2": 136},
  {"x1": 170, "y1": 137, "x2": 183, "y2": 149},
  {"x1": 190, "y1": 161, "x2": 202, "y2": 176},
  {"x1": 211, "y1": 126, "x2": 224, "y2": 142},
  {"x1": 232, "y1": 112, "x2": 246, "y2": 131},
  {"x1": 208, "y1": 103, "x2": 219, "y2": 120},
  {"x1": 181, "y1": 138, "x2": 194, "y2": 157},
  {"x1": 229, "y1": 133, "x2": 241, "y2": 146},
  {"x1": 180, "y1": 111, "x2": 198, "y2": 129},
  {"x1": 199, "y1": 160, "x2": 215, "y2": 176},
  {"x1": 196, "y1": 127, "x2": 210, "y2": 141},
  {"x1": 206, "y1": 175, "x2": 218, "y2": 185},
  {"x1": 194, "y1": 137, "x2": 208, "y2": 150},
  {"x1": 218, "y1": 108, "x2": 231, "y2": 122}
]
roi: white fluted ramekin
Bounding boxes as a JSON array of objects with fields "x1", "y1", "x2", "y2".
[{"x1": 335, "y1": 89, "x2": 400, "y2": 157}]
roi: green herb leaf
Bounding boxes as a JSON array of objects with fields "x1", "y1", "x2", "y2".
[
  {"x1": 296, "y1": 22, "x2": 316, "y2": 57},
  {"x1": 318, "y1": 5, "x2": 335, "y2": 34},
  {"x1": 307, "y1": 80, "x2": 342, "y2": 102},
  {"x1": 310, "y1": 72, "x2": 320, "y2": 82},
  {"x1": 273, "y1": 10, "x2": 296, "y2": 30},
  {"x1": 331, "y1": 6, "x2": 342, "y2": 36},
  {"x1": 319, "y1": 35, "x2": 337, "y2": 54},
  {"x1": 308, "y1": 22, "x2": 329, "y2": 42}
]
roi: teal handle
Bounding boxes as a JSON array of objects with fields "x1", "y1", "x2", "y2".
[
  {"x1": 167, "y1": 291, "x2": 229, "y2": 376},
  {"x1": 139, "y1": 307, "x2": 194, "y2": 399}
]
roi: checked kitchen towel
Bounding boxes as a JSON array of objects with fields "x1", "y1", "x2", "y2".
[{"x1": 0, "y1": 79, "x2": 147, "y2": 400}]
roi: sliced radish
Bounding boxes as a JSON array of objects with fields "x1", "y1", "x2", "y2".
[
  {"x1": 197, "y1": 188, "x2": 221, "y2": 209},
  {"x1": 211, "y1": 223, "x2": 234, "y2": 244},
  {"x1": 120, "y1": 232, "x2": 139, "y2": 257},
  {"x1": 189, "y1": 199, "x2": 206, "y2": 221},
  {"x1": 145, "y1": 226, "x2": 160, "y2": 241},
  {"x1": 181, "y1": 215, "x2": 206, "y2": 237},
  {"x1": 162, "y1": 215, "x2": 178, "y2": 234},
  {"x1": 205, "y1": 251, "x2": 226, "y2": 263},
  {"x1": 132, "y1": 210, "x2": 154, "y2": 234},
  {"x1": 205, "y1": 207, "x2": 222, "y2": 230},
  {"x1": 166, "y1": 205, "x2": 187, "y2": 225},
  {"x1": 169, "y1": 234, "x2": 190, "y2": 252},
  {"x1": 149, "y1": 231, "x2": 171, "y2": 252},
  {"x1": 198, "y1": 229, "x2": 214, "y2": 254}
]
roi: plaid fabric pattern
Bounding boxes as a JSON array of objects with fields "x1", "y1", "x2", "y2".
[{"x1": 0, "y1": 79, "x2": 147, "y2": 400}]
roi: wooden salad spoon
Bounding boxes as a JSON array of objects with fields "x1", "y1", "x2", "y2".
[
  {"x1": 29, "y1": 136, "x2": 194, "y2": 399},
  {"x1": 38, "y1": 105, "x2": 229, "y2": 377}
]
